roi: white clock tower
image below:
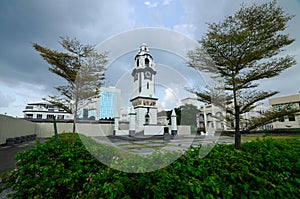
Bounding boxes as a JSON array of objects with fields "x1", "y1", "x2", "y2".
[{"x1": 130, "y1": 43, "x2": 158, "y2": 128}]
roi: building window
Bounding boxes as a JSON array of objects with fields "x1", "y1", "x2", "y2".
[
  {"x1": 216, "y1": 112, "x2": 223, "y2": 120},
  {"x1": 285, "y1": 103, "x2": 293, "y2": 109},
  {"x1": 26, "y1": 114, "x2": 33, "y2": 118},
  {"x1": 288, "y1": 114, "x2": 295, "y2": 121},
  {"x1": 276, "y1": 104, "x2": 282, "y2": 110},
  {"x1": 145, "y1": 58, "x2": 149, "y2": 67},
  {"x1": 145, "y1": 113, "x2": 150, "y2": 125},
  {"x1": 37, "y1": 114, "x2": 42, "y2": 119},
  {"x1": 137, "y1": 59, "x2": 139, "y2": 67},
  {"x1": 57, "y1": 115, "x2": 64, "y2": 120},
  {"x1": 231, "y1": 122, "x2": 235, "y2": 128},
  {"x1": 199, "y1": 114, "x2": 204, "y2": 121},
  {"x1": 48, "y1": 105, "x2": 54, "y2": 109},
  {"x1": 83, "y1": 109, "x2": 89, "y2": 119},
  {"x1": 207, "y1": 113, "x2": 212, "y2": 121},
  {"x1": 25, "y1": 106, "x2": 33, "y2": 110},
  {"x1": 47, "y1": 115, "x2": 54, "y2": 119},
  {"x1": 278, "y1": 116, "x2": 285, "y2": 122},
  {"x1": 147, "y1": 82, "x2": 149, "y2": 89}
]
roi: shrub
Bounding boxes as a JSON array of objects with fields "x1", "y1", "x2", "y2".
[
  {"x1": 1, "y1": 133, "x2": 300, "y2": 198},
  {"x1": 0, "y1": 133, "x2": 105, "y2": 198}
]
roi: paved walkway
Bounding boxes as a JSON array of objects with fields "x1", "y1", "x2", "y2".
[
  {"x1": 0, "y1": 139, "x2": 46, "y2": 174},
  {"x1": 93, "y1": 135, "x2": 234, "y2": 154}
]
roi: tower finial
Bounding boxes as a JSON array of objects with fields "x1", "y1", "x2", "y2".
[{"x1": 139, "y1": 43, "x2": 149, "y2": 53}]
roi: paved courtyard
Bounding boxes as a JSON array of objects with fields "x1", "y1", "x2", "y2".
[{"x1": 92, "y1": 135, "x2": 235, "y2": 154}]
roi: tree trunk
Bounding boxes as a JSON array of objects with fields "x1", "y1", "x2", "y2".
[
  {"x1": 72, "y1": 94, "x2": 79, "y2": 146},
  {"x1": 234, "y1": 105, "x2": 241, "y2": 149},
  {"x1": 233, "y1": 82, "x2": 242, "y2": 150},
  {"x1": 72, "y1": 115, "x2": 76, "y2": 146}
]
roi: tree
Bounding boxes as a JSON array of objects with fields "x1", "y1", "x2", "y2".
[
  {"x1": 187, "y1": 1, "x2": 298, "y2": 149},
  {"x1": 33, "y1": 37, "x2": 107, "y2": 145},
  {"x1": 180, "y1": 104, "x2": 199, "y2": 129}
]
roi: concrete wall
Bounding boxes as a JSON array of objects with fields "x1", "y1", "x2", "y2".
[
  {"x1": 36, "y1": 123, "x2": 114, "y2": 138},
  {"x1": 0, "y1": 115, "x2": 114, "y2": 145},
  {"x1": 0, "y1": 114, "x2": 192, "y2": 145},
  {"x1": 144, "y1": 125, "x2": 164, "y2": 135},
  {"x1": 177, "y1": 125, "x2": 191, "y2": 135},
  {"x1": 0, "y1": 115, "x2": 37, "y2": 145}
]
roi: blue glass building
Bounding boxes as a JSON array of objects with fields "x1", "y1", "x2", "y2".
[{"x1": 99, "y1": 87, "x2": 120, "y2": 120}]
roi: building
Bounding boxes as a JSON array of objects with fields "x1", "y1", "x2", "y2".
[
  {"x1": 130, "y1": 43, "x2": 158, "y2": 128},
  {"x1": 157, "y1": 110, "x2": 171, "y2": 125},
  {"x1": 114, "y1": 43, "x2": 181, "y2": 136},
  {"x1": 23, "y1": 102, "x2": 72, "y2": 120},
  {"x1": 269, "y1": 93, "x2": 300, "y2": 129},
  {"x1": 198, "y1": 102, "x2": 271, "y2": 133},
  {"x1": 199, "y1": 104, "x2": 228, "y2": 134},
  {"x1": 99, "y1": 87, "x2": 121, "y2": 120},
  {"x1": 77, "y1": 87, "x2": 121, "y2": 120},
  {"x1": 24, "y1": 87, "x2": 121, "y2": 121},
  {"x1": 181, "y1": 97, "x2": 198, "y2": 107}
]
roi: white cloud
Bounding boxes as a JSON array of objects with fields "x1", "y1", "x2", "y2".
[
  {"x1": 159, "y1": 88, "x2": 180, "y2": 110},
  {"x1": 144, "y1": 1, "x2": 158, "y2": 8},
  {"x1": 162, "y1": 0, "x2": 173, "y2": 5}
]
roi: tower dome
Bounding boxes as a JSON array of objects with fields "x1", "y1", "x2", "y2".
[{"x1": 135, "y1": 43, "x2": 152, "y2": 59}]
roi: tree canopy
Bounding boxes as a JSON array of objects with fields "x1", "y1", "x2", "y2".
[
  {"x1": 33, "y1": 37, "x2": 107, "y2": 144},
  {"x1": 188, "y1": 0, "x2": 298, "y2": 149}
]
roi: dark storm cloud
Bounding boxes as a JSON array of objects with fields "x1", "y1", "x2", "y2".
[
  {"x1": 0, "y1": 0, "x2": 134, "y2": 90},
  {"x1": 0, "y1": 91, "x2": 15, "y2": 107}
]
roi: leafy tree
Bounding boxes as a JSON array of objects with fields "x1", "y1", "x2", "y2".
[
  {"x1": 33, "y1": 37, "x2": 107, "y2": 144},
  {"x1": 180, "y1": 104, "x2": 199, "y2": 127},
  {"x1": 187, "y1": 1, "x2": 298, "y2": 149}
]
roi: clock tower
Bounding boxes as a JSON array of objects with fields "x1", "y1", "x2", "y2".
[{"x1": 130, "y1": 43, "x2": 158, "y2": 128}]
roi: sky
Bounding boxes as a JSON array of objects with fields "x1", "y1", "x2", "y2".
[{"x1": 0, "y1": 0, "x2": 300, "y2": 117}]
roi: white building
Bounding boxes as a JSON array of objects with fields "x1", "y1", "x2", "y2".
[
  {"x1": 23, "y1": 102, "x2": 72, "y2": 120},
  {"x1": 269, "y1": 93, "x2": 300, "y2": 130},
  {"x1": 199, "y1": 103, "x2": 228, "y2": 134},
  {"x1": 181, "y1": 97, "x2": 198, "y2": 107},
  {"x1": 199, "y1": 102, "x2": 271, "y2": 133},
  {"x1": 119, "y1": 107, "x2": 130, "y2": 122}
]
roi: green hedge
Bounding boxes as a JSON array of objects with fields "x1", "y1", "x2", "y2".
[
  {"x1": 1, "y1": 133, "x2": 300, "y2": 198},
  {"x1": 220, "y1": 129, "x2": 300, "y2": 136}
]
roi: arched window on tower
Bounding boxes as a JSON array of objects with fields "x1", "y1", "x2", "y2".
[
  {"x1": 147, "y1": 82, "x2": 149, "y2": 89},
  {"x1": 137, "y1": 59, "x2": 139, "y2": 67},
  {"x1": 145, "y1": 58, "x2": 149, "y2": 67},
  {"x1": 145, "y1": 113, "x2": 150, "y2": 125}
]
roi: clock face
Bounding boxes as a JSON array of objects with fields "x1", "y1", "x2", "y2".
[{"x1": 145, "y1": 71, "x2": 151, "y2": 79}]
